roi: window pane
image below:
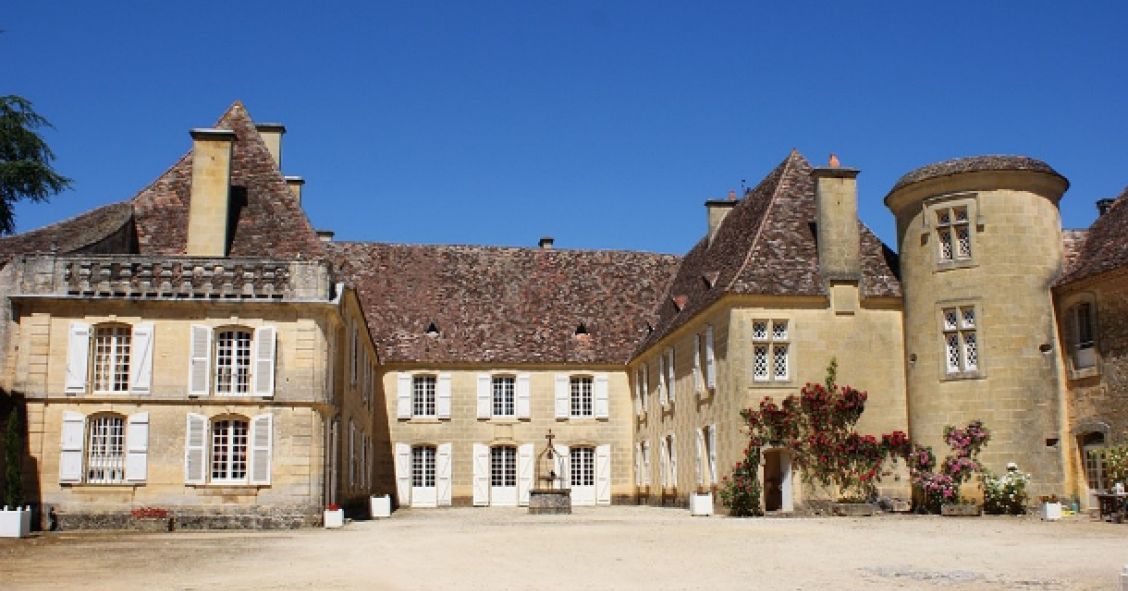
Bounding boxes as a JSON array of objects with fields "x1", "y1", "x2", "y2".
[
  {"x1": 946, "y1": 334, "x2": 961, "y2": 373},
  {"x1": 961, "y1": 307, "x2": 976, "y2": 329},
  {"x1": 570, "y1": 447, "x2": 595, "y2": 487},
  {"x1": 937, "y1": 210, "x2": 951, "y2": 225},
  {"x1": 492, "y1": 376, "x2": 515, "y2": 416},
  {"x1": 413, "y1": 376, "x2": 436, "y2": 416},
  {"x1": 773, "y1": 344, "x2": 789, "y2": 380},
  {"x1": 93, "y1": 326, "x2": 131, "y2": 393},
  {"x1": 956, "y1": 225, "x2": 971, "y2": 258},
  {"x1": 772, "y1": 321, "x2": 788, "y2": 340},
  {"x1": 943, "y1": 309, "x2": 958, "y2": 331},
  {"x1": 752, "y1": 321, "x2": 768, "y2": 340},
  {"x1": 211, "y1": 419, "x2": 249, "y2": 481},
  {"x1": 571, "y1": 377, "x2": 593, "y2": 417},
  {"x1": 491, "y1": 446, "x2": 516, "y2": 487},
  {"x1": 938, "y1": 229, "x2": 953, "y2": 261},
  {"x1": 963, "y1": 332, "x2": 978, "y2": 370},
  {"x1": 87, "y1": 415, "x2": 125, "y2": 483},
  {"x1": 216, "y1": 330, "x2": 252, "y2": 395},
  {"x1": 1077, "y1": 303, "x2": 1094, "y2": 347},
  {"x1": 412, "y1": 446, "x2": 436, "y2": 487},
  {"x1": 753, "y1": 346, "x2": 769, "y2": 380}
]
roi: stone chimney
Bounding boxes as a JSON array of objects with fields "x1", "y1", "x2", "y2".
[
  {"x1": 186, "y1": 129, "x2": 237, "y2": 257},
  {"x1": 705, "y1": 190, "x2": 739, "y2": 245},
  {"x1": 812, "y1": 155, "x2": 861, "y2": 281},
  {"x1": 539, "y1": 237, "x2": 555, "y2": 249},
  {"x1": 316, "y1": 230, "x2": 335, "y2": 243},
  {"x1": 255, "y1": 123, "x2": 286, "y2": 168},
  {"x1": 1097, "y1": 198, "x2": 1115, "y2": 217},
  {"x1": 285, "y1": 176, "x2": 305, "y2": 204}
]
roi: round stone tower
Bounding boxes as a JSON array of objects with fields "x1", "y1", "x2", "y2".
[{"x1": 885, "y1": 156, "x2": 1070, "y2": 493}]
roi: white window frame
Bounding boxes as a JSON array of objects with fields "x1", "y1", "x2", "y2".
[
  {"x1": 752, "y1": 319, "x2": 790, "y2": 382},
  {"x1": 66, "y1": 322, "x2": 154, "y2": 396},
  {"x1": 59, "y1": 410, "x2": 149, "y2": 485},
  {"x1": 570, "y1": 375, "x2": 593, "y2": 418},
  {"x1": 492, "y1": 375, "x2": 516, "y2": 418},
  {"x1": 412, "y1": 375, "x2": 437, "y2": 418},
  {"x1": 184, "y1": 412, "x2": 272, "y2": 486},
  {"x1": 1071, "y1": 301, "x2": 1097, "y2": 371},
  {"x1": 941, "y1": 305, "x2": 979, "y2": 377},
  {"x1": 926, "y1": 195, "x2": 978, "y2": 269},
  {"x1": 189, "y1": 324, "x2": 276, "y2": 398}
]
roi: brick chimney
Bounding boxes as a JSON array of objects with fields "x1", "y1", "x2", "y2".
[
  {"x1": 1097, "y1": 198, "x2": 1115, "y2": 217},
  {"x1": 705, "y1": 190, "x2": 739, "y2": 245},
  {"x1": 255, "y1": 123, "x2": 286, "y2": 168},
  {"x1": 539, "y1": 237, "x2": 555, "y2": 249},
  {"x1": 812, "y1": 155, "x2": 861, "y2": 282},
  {"x1": 186, "y1": 129, "x2": 237, "y2": 257}
]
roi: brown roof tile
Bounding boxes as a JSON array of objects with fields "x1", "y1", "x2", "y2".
[
  {"x1": 0, "y1": 201, "x2": 133, "y2": 261},
  {"x1": 326, "y1": 242, "x2": 680, "y2": 365},
  {"x1": 890, "y1": 155, "x2": 1068, "y2": 194},
  {"x1": 1058, "y1": 186, "x2": 1128, "y2": 286},
  {"x1": 131, "y1": 102, "x2": 324, "y2": 260},
  {"x1": 636, "y1": 151, "x2": 901, "y2": 354}
]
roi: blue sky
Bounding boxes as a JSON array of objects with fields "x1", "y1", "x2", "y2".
[{"x1": 5, "y1": 2, "x2": 1127, "y2": 254}]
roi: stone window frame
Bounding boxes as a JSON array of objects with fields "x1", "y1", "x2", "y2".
[
  {"x1": 491, "y1": 374, "x2": 516, "y2": 418},
  {"x1": 752, "y1": 318, "x2": 791, "y2": 383},
  {"x1": 412, "y1": 374, "x2": 438, "y2": 418},
  {"x1": 85, "y1": 413, "x2": 127, "y2": 484},
  {"x1": 569, "y1": 375, "x2": 594, "y2": 418},
  {"x1": 411, "y1": 444, "x2": 437, "y2": 488},
  {"x1": 1061, "y1": 292, "x2": 1100, "y2": 379},
  {"x1": 91, "y1": 324, "x2": 132, "y2": 395},
  {"x1": 923, "y1": 193, "x2": 979, "y2": 272},
  {"x1": 938, "y1": 302, "x2": 983, "y2": 380}
]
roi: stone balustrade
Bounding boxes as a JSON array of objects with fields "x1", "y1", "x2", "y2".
[{"x1": 11, "y1": 255, "x2": 333, "y2": 301}]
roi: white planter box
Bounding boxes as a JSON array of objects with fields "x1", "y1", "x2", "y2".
[
  {"x1": 690, "y1": 493, "x2": 714, "y2": 516},
  {"x1": 370, "y1": 495, "x2": 391, "y2": 519},
  {"x1": 323, "y1": 509, "x2": 345, "y2": 529},
  {"x1": 1041, "y1": 501, "x2": 1062, "y2": 521},
  {"x1": 0, "y1": 507, "x2": 32, "y2": 538}
]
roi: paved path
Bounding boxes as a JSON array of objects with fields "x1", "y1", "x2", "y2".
[{"x1": 1, "y1": 507, "x2": 1125, "y2": 590}]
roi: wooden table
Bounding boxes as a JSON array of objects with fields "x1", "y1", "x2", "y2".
[{"x1": 1095, "y1": 493, "x2": 1127, "y2": 521}]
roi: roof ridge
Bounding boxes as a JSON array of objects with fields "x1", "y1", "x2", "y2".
[{"x1": 721, "y1": 150, "x2": 806, "y2": 292}]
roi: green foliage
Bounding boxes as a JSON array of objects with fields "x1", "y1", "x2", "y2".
[
  {"x1": 4, "y1": 407, "x2": 23, "y2": 508},
  {"x1": 717, "y1": 446, "x2": 763, "y2": 517},
  {"x1": 0, "y1": 95, "x2": 72, "y2": 235},
  {"x1": 1098, "y1": 442, "x2": 1128, "y2": 486},
  {"x1": 981, "y1": 465, "x2": 1030, "y2": 515}
]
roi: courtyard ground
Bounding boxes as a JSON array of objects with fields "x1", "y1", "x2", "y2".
[{"x1": 1, "y1": 506, "x2": 1125, "y2": 591}]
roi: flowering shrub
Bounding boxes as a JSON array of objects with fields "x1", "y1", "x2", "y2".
[
  {"x1": 908, "y1": 421, "x2": 991, "y2": 513},
  {"x1": 725, "y1": 359, "x2": 911, "y2": 512},
  {"x1": 982, "y1": 464, "x2": 1029, "y2": 515},
  {"x1": 326, "y1": 504, "x2": 341, "y2": 511},
  {"x1": 1098, "y1": 441, "x2": 1128, "y2": 486}
]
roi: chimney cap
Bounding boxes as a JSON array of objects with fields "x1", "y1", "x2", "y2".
[
  {"x1": 316, "y1": 229, "x2": 335, "y2": 242},
  {"x1": 284, "y1": 175, "x2": 306, "y2": 186},
  {"x1": 255, "y1": 122, "x2": 287, "y2": 133},
  {"x1": 1097, "y1": 198, "x2": 1116, "y2": 216},
  {"x1": 189, "y1": 128, "x2": 237, "y2": 141},
  {"x1": 539, "y1": 237, "x2": 555, "y2": 249}
]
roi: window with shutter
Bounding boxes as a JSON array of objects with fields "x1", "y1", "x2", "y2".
[
  {"x1": 394, "y1": 443, "x2": 411, "y2": 505},
  {"x1": 65, "y1": 322, "x2": 90, "y2": 395},
  {"x1": 130, "y1": 324, "x2": 154, "y2": 395},
  {"x1": 705, "y1": 325, "x2": 716, "y2": 390},
  {"x1": 124, "y1": 412, "x2": 149, "y2": 483},
  {"x1": 437, "y1": 443, "x2": 453, "y2": 506},
  {"x1": 436, "y1": 374, "x2": 452, "y2": 419},
  {"x1": 251, "y1": 326, "x2": 276, "y2": 398},
  {"x1": 693, "y1": 335, "x2": 703, "y2": 394},
  {"x1": 518, "y1": 443, "x2": 534, "y2": 506},
  {"x1": 59, "y1": 411, "x2": 86, "y2": 483},
  {"x1": 516, "y1": 374, "x2": 532, "y2": 419},
  {"x1": 554, "y1": 374, "x2": 569, "y2": 419},
  {"x1": 249, "y1": 414, "x2": 273, "y2": 485},
  {"x1": 184, "y1": 413, "x2": 207, "y2": 484},
  {"x1": 188, "y1": 325, "x2": 212, "y2": 397}
]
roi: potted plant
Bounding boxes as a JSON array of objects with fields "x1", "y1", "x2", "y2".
[
  {"x1": 324, "y1": 503, "x2": 344, "y2": 528},
  {"x1": 690, "y1": 487, "x2": 714, "y2": 516},
  {"x1": 1, "y1": 408, "x2": 31, "y2": 538},
  {"x1": 1039, "y1": 494, "x2": 1062, "y2": 521}
]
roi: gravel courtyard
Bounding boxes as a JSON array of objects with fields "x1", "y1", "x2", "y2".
[{"x1": 2, "y1": 506, "x2": 1126, "y2": 591}]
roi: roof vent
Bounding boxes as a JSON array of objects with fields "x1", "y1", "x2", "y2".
[
  {"x1": 539, "y1": 237, "x2": 555, "y2": 249},
  {"x1": 672, "y1": 294, "x2": 688, "y2": 312},
  {"x1": 425, "y1": 322, "x2": 441, "y2": 337},
  {"x1": 574, "y1": 322, "x2": 589, "y2": 337},
  {"x1": 316, "y1": 230, "x2": 335, "y2": 242},
  {"x1": 1097, "y1": 198, "x2": 1116, "y2": 217},
  {"x1": 702, "y1": 271, "x2": 720, "y2": 289}
]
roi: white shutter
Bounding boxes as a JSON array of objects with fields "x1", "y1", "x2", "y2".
[
  {"x1": 708, "y1": 424, "x2": 718, "y2": 484},
  {"x1": 252, "y1": 326, "x2": 277, "y2": 398},
  {"x1": 437, "y1": 373, "x2": 452, "y2": 419},
  {"x1": 667, "y1": 349, "x2": 676, "y2": 403},
  {"x1": 130, "y1": 323, "x2": 154, "y2": 395},
  {"x1": 437, "y1": 443, "x2": 453, "y2": 506},
  {"x1": 694, "y1": 335, "x2": 703, "y2": 395},
  {"x1": 695, "y1": 428, "x2": 704, "y2": 487},
  {"x1": 596, "y1": 444, "x2": 611, "y2": 505},
  {"x1": 658, "y1": 355, "x2": 668, "y2": 406},
  {"x1": 669, "y1": 435, "x2": 678, "y2": 487},
  {"x1": 125, "y1": 412, "x2": 149, "y2": 483},
  {"x1": 642, "y1": 441, "x2": 651, "y2": 486},
  {"x1": 553, "y1": 444, "x2": 570, "y2": 488},
  {"x1": 641, "y1": 363, "x2": 649, "y2": 409},
  {"x1": 705, "y1": 325, "x2": 716, "y2": 389},
  {"x1": 516, "y1": 373, "x2": 531, "y2": 419},
  {"x1": 185, "y1": 413, "x2": 207, "y2": 484},
  {"x1": 633, "y1": 371, "x2": 642, "y2": 417},
  {"x1": 554, "y1": 374, "x2": 569, "y2": 419},
  {"x1": 188, "y1": 325, "x2": 212, "y2": 397},
  {"x1": 476, "y1": 374, "x2": 492, "y2": 419},
  {"x1": 634, "y1": 444, "x2": 642, "y2": 486},
  {"x1": 65, "y1": 322, "x2": 90, "y2": 395},
  {"x1": 395, "y1": 443, "x2": 411, "y2": 505},
  {"x1": 249, "y1": 414, "x2": 273, "y2": 485},
  {"x1": 350, "y1": 321, "x2": 358, "y2": 385},
  {"x1": 472, "y1": 443, "x2": 490, "y2": 506},
  {"x1": 396, "y1": 373, "x2": 412, "y2": 419},
  {"x1": 59, "y1": 411, "x2": 85, "y2": 483},
  {"x1": 659, "y1": 441, "x2": 669, "y2": 487},
  {"x1": 518, "y1": 443, "x2": 534, "y2": 506},
  {"x1": 594, "y1": 374, "x2": 610, "y2": 419}
]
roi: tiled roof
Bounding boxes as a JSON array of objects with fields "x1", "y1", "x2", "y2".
[
  {"x1": 1060, "y1": 229, "x2": 1088, "y2": 279},
  {"x1": 0, "y1": 201, "x2": 133, "y2": 261},
  {"x1": 131, "y1": 102, "x2": 324, "y2": 260},
  {"x1": 635, "y1": 150, "x2": 901, "y2": 354},
  {"x1": 325, "y1": 242, "x2": 680, "y2": 365},
  {"x1": 1057, "y1": 186, "x2": 1128, "y2": 286},
  {"x1": 890, "y1": 155, "x2": 1068, "y2": 194}
]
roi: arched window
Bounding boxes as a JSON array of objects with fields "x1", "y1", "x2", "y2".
[
  {"x1": 210, "y1": 416, "x2": 250, "y2": 482},
  {"x1": 92, "y1": 325, "x2": 131, "y2": 393},
  {"x1": 216, "y1": 329, "x2": 253, "y2": 395}
]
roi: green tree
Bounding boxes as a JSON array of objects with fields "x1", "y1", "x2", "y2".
[{"x1": 0, "y1": 95, "x2": 72, "y2": 235}]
